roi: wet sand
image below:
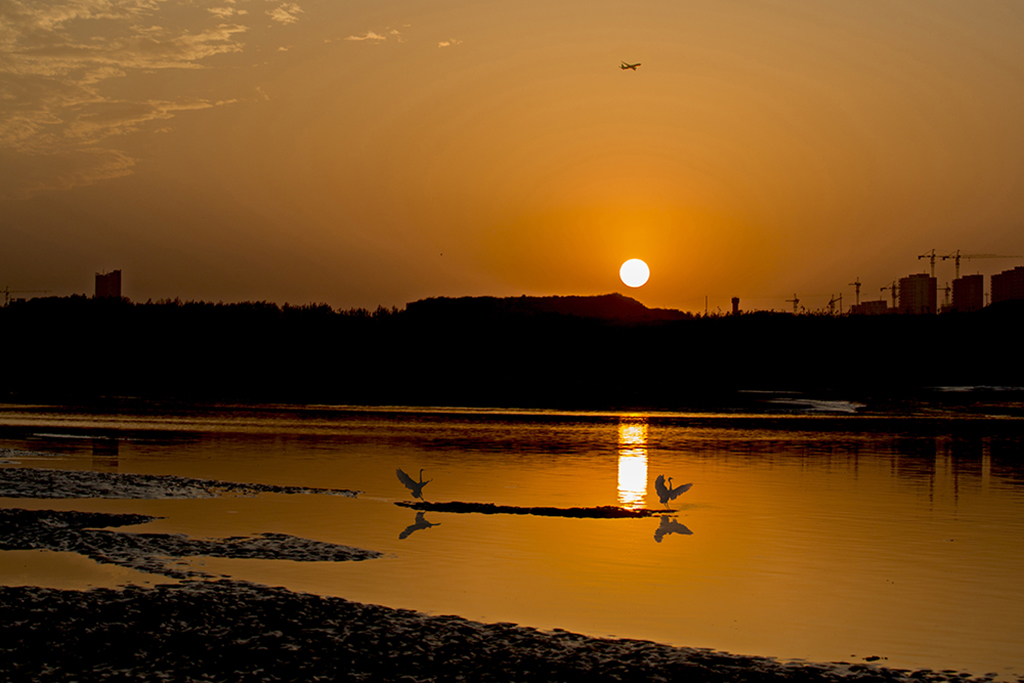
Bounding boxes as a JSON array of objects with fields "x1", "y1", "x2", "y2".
[
  {"x1": 0, "y1": 578, "x2": 1002, "y2": 683},
  {"x1": 0, "y1": 506, "x2": 1000, "y2": 683}
]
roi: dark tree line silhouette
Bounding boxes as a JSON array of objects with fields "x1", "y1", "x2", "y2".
[{"x1": 1, "y1": 294, "x2": 1021, "y2": 407}]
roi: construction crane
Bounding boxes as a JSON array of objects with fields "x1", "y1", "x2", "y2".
[
  {"x1": 939, "y1": 282, "x2": 951, "y2": 308},
  {"x1": 881, "y1": 281, "x2": 897, "y2": 308},
  {"x1": 826, "y1": 293, "x2": 843, "y2": 315},
  {"x1": 785, "y1": 294, "x2": 800, "y2": 314},
  {"x1": 849, "y1": 278, "x2": 862, "y2": 306},
  {"x1": 940, "y1": 250, "x2": 1023, "y2": 280},
  {"x1": 3, "y1": 287, "x2": 51, "y2": 305},
  {"x1": 918, "y1": 249, "x2": 938, "y2": 277}
]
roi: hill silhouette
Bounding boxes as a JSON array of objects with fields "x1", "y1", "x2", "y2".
[{"x1": 405, "y1": 293, "x2": 691, "y2": 323}]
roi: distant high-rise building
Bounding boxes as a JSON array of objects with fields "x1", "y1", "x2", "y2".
[
  {"x1": 850, "y1": 300, "x2": 888, "y2": 315},
  {"x1": 951, "y1": 274, "x2": 984, "y2": 312},
  {"x1": 731, "y1": 297, "x2": 740, "y2": 315},
  {"x1": 898, "y1": 273, "x2": 937, "y2": 314},
  {"x1": 991, "y1": 266, "x2": 1024, "y2": 304},
  {"x1": 95, "y1": 270, "x2": 121, "y2": 299}
]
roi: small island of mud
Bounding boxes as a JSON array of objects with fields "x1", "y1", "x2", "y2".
[{"x1": 397, "y1": 500, "x2": 674, "y2": 518}]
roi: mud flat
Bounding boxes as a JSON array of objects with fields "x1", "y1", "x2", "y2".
[
  {"x1": 0, "y1": 508, "x2": 382, "y2": 579},
  {"x1": 0, "y1": 578, "x2": 1002, "y2": 683},
  {"x1": 0, "y1": 465, "x2": 360, "y2": 499}
]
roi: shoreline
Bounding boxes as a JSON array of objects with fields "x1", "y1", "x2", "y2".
[{"x1": 0, "y1": 578, "x2": 1002, "y2": 683}]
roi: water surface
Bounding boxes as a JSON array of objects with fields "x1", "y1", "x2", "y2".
[{"x1": 1, "y1": 405, "x2": 1022, "y2": 678}]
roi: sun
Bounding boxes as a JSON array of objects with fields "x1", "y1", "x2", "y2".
[{"x1": 619, "y1": 259, "x2": 650, "y2": 288}]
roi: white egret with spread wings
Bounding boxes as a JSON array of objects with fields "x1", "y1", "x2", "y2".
[
  {"x1": 654, "y1": 474, "x2": 692, "y2": 506},
  {"x1": 396, "y1": 468, "x2": 432, "y2": 499}
]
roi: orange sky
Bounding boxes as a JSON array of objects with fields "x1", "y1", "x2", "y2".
[{"x1": 3, "y1": 0, "x2": 1024, "y2": 312}]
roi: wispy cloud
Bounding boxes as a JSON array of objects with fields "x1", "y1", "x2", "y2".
[
  {"x1": 344, "y1": 27, "x2": 407, "y2": 44},
  {"x1": 267, "y1": 3, "x2": 302, "y2": 25},
  {"x1": 0, "y1": 147, "x2": 136, "y2": 201},
  {"x1": 64, "y1": 99, "x2": 223, "y2": 144},
  {"x1": 345, "y1": 31, "x2": 387, "y2": 42},
  {"x1": 209, "y1": 6, "x2": 248, "y2": 18},
  {"x1": 438, "y1": 38, "x2": 463, "y2": 48},
  {"x1": 1, "y1": 20, "x2": 248, "y2": 151},
  {"x1": 0, "y1": 0, "x2": 287, "y2": 196}
]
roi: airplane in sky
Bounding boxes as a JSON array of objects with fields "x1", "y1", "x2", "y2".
[{"x1": 620, "y1": 61, "x2": 641, "y2": 70}]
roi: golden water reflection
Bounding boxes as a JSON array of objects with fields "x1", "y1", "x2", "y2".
[
  {"x1": 617, "y1": 416, "x2": 648, "y2": 509},
  {"x1": 7, "y1": 407, "x2": 1024, "y2": 679}
]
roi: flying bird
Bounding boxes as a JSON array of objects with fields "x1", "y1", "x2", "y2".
[
  {"x1": 396, "y1": 468, "x2": 432, "y2": 499},
  {"x1": 620, "y1": 61, "x2": 641, "y2": 70},
  {"x1": 654, "y1": 474, "x2": 692, "y2": 506}
]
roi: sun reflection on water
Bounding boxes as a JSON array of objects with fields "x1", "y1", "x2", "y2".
[{"x1": 617, "y1": 416, "x2": 648, "y2": 509}]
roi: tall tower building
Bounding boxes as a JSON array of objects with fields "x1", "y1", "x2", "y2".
[
  {"x1": 991, "y1": 266, "x2": 1024, "y2": 304},
  {"x1": 95, "y1": 270, "x2": 121, "y2": 299},
  {"x1": 951, "y1": 274, "x2": 984, "y2": 312},
  {"x1": 898, "y1": 273, "x2": 937, "y2": 314}
]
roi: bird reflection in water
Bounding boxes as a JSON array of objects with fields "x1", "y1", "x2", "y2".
[
  {"x1": 654, "y1": 516, "x2": 693, "y2": 543},
  {"x1": 617, "y1": 416, "x2": 648, "y2": 509},
  {"x1": 399, "y1": 511, "x2": 441, "y2": 540}
]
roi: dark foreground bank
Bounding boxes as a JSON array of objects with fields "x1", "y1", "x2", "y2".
[{"x1": 0, "y1": 580, "x2": 1001, "y2": 683}]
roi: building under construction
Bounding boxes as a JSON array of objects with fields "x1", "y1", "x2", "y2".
[
  {"x1": 898, "y1": 273, "x2": 937, "y2": 314},
  {"x1": 951, "y1": 274, "x2": 984, "y2": 312},
  {"x1": 991, "y1": 266, "x2": 1024, "y2": 304},
  {"x1": 844, "y1": 258, "x2": 1022, "y2": 315},
  {"x1": 95, "y1": 270, "x2": 121, "y2": 299}
]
